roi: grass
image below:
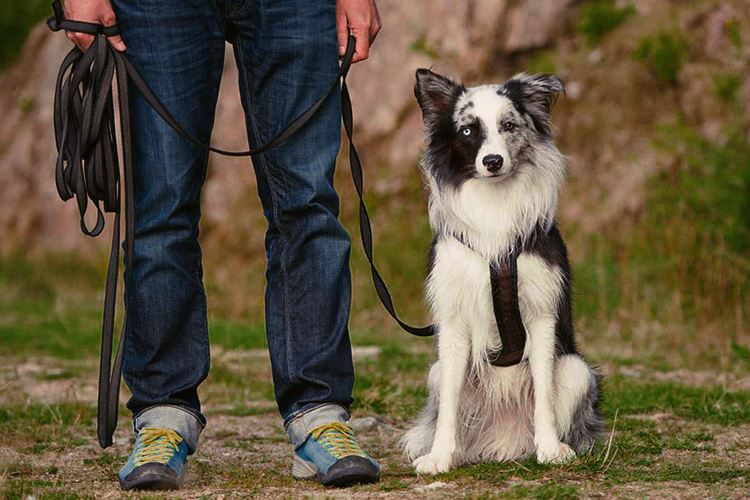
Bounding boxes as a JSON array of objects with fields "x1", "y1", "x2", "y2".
[
  {"x1": 0, "y1": 362, "x2": 750, "y2": 498},
  {"x1": 2, "y1": 319, "x2": 750, "y2": 497},
  {"x1": 568, "y1": 115, "x2": 750, "y2": 368},
  {"x1": 408, "y1": 34, "x2": 440, "y2": 60},
  {"x1": 633, "y1": 31, "x2": 688, "y2": 85},
  {"x1": 603, "y1": 375, "x2": 750, "y2": 425},
  {"x1": 577, "y1": 0, "x2": 636, "y2": 44}
]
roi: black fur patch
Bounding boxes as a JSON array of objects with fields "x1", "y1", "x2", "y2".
[
  {"x1": 499, "y1": 74, "x2": 564, "y2": 139},
  {"x1": 523, "y1": 223, "x2": 577, "y2": 356}
]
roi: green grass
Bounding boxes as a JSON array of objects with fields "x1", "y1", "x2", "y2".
[
  {"x1": 569, "y1": 115, "x2": 750, "y2": 364},
  {"x1": 0, "y1": 253, "x2": 104, "y2": 358},
  {"x1": 577, "y1": 0, "x2": 635, "y2": 44},
  {"x1": 714, "y1": 72, "x2": 742, "y2": 103},
  {"x1": 352, "y1": 341, "x2": 431, "y2": 419},
  {"x1": 408, "y1": 34, "x2": 440, "y2": 60},
  {"x1": 0, "y1": 0, "x2": 51, "y2": 70},
  {"x1": 603, "y1": 376, "x2": 750, "y2": 424},
  {"x1": 209, "y1": 321, "x2": 268, "y2": 350},
  {"x1": 2, "y1": 336, "x2": 750, "y2": 497},
  {"x1": 501, "y1": 483, "x2": 579, "y2": 499},
  {"x1": 633, "y1": 32, "x2": 688, "y2": 85},
  {"x1": 1, "y1": 402, "x2": 96, "y2": 454},
  {"x1": 526, "y1": 50, "x2": 558, "y2": 75}
]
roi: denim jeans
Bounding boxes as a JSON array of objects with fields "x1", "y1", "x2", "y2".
[{"x1": 112, "y1": 0, "x2": 355, "y2": 449}]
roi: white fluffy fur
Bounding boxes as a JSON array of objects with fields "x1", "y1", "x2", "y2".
[
  {"x1": 426, "y1": 138, "x2": 564, "y2": 261},
  {"x1": 402, "y1": 83, "x2": 597, "y2": 474}
]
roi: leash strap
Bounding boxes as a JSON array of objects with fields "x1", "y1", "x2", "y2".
[
  {"x1": 487, "y1": 255, "x2": 527, "y2": 367},
  {"x1": 48, "y1": 2, "x2": 433, "y2": 448}
]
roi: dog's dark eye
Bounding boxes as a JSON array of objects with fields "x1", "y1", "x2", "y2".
[
  {"x1": 460, "y1": 127, "x2": 472, "y2": 136},
  {"x1": 503, "y1": 122, "x2": 515, "y2": 132}
]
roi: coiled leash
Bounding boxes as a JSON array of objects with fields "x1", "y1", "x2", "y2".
[{"x1": 47, "y1": 0, "x2": 526, "y2": 448}]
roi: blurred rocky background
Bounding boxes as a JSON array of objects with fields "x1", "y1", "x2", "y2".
[{"x1": 1, "y1": 0, "x2": 749, "y2": 368}]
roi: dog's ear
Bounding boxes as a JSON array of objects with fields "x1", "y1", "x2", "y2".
[
  {"x1": 503, "y1": 73, "x2": 564, "y2": 135},
  {"x1": 414, "y1": 69, "x2": 462, "y2": 122}
]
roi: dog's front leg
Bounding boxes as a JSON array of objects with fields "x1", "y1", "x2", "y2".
[
  {"x1": 413, "y1": 320, "x2": 469, "y2": 474},
  {"x1": 528, "y1": 317, "x2": 576, "y2": 464}
]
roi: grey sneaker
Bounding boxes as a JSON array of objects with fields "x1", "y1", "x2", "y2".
[
  {"x1": 118, "y1": 428, "x2": 188, "y2": 490},
  {"x1": 292, "y1": 422, "x2": 380, "y2": 487}
]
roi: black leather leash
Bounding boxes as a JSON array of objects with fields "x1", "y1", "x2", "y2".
[{"x1": 47, "y1": 0, "x2": 437, "y2": 448}]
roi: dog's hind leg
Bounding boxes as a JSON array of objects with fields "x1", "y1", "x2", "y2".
[
  {"x1": 554, "y1": 354, "x2": 602, "y2": 453},
  {"x1": 400, "y1": 361, "x2": 440, "y2": 460},
  {"x1": 412, "y1": 320, "x2": 470, "y2": 474}
]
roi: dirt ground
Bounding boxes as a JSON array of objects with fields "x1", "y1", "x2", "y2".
[{"x1": 2, "y1": 350, "x2": 750, "y2": 499}]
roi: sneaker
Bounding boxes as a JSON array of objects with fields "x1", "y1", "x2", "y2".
[
  {"x1": 292, "y1": 422, "x2": 380, "y2": 487},
  {"x1": 119, "y1": 427, "x2": 189, "y2": 491}
]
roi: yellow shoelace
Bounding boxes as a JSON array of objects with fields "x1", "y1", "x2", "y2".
[
  {"x1": 133, "y1": 428, "x2": 183, "y2": 467},
  {"x1": 310, "y1": 422, "x2": 368, "y2": 460}
]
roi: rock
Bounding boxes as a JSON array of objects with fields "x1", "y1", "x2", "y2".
[
  {"x1": 0, "y1": 1, "x2": 580, "y2": 254},
  {"x1": 0, "y1": 24, "x2": 90, "y2": 254},
  {"x1": 703, "y1": 5, "x2": 738, "y2": 61},
  {"x1": 566, "y1": 80, "x2": 584, "y2": 100},
  {"x1": 350, "y1": 415, "x2": 391, "y2": 432},
  {"x1": 416, "y1": 481, "x2": 452, "y2": 491},
  {"x1": 352, "y1": 346, "x2": 381, "y2": 359},
  {"x1": 504, "y1": 0, "x2": 575, "y2": 53}
]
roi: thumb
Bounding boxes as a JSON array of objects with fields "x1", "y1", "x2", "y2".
[
  {"x1": 107, "y1": 35, "x2": 127, "y2": 52},
  {"x1": 336, "y1": 13, "x2": 348, "y2": 57}
]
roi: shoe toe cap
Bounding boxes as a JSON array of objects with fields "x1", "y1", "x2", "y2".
[
  {"x1": 119, "y1": 463, "x2": 181, "y2": 491},
  {"x1": 320, "y1": 456, "x2": 380, "y2": 487}
]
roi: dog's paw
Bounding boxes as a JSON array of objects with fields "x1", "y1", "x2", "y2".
[
  {"x1": 413, "y1": 452, "x2": 452, "y2": 474},
  {"x1": 536, "y1": 442, "x2": 576, "y2": 464}
]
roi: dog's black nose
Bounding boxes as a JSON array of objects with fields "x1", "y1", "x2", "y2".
[{"x1": 482, "y1": 154, "x2": 504, "y2": 172}]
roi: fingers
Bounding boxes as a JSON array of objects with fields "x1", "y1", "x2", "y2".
[
  {"x1": 336, "y1": 12, "x2": 349, "y2": 58},
  {"x1": 107, "y1": 35, "x2": 127, "y2": 52},
  {"x1": 340, "y1": 0, "x2": 382, "y2": 63},
  {"x1": 350, "y1": 25, "x2": 370, "y2": 63},
  {"x1": 101, "y1": 9, "x2": 126, "y2": 51},
  {"x1": 67, "y1": 31, "x2": 95, "y2": 52},
  {"x1": 62, "y1": 0, "x2": 125, "y2": 52},
  {"x1": 369, "y1": 3, "x2": 382, "y2": 45}
]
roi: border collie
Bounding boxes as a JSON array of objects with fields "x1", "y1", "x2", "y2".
[{"x1": 400, "y1": 70, "x2": 602, "y2": 474}]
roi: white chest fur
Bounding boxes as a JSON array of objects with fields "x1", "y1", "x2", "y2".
[{"x1": 427, "y1": 237, "x2": 564, "y2": 371}]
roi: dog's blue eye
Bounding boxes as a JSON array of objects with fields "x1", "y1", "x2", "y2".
[{"x1": 461, "y1": 127, "x2": 472, "y2": 136}]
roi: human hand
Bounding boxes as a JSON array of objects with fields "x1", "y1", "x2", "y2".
[
  {"x1": 63, "y1": 0, "x2": 126, "y2": 52},
  {"x1": 336, "y1": 0, "x2": 381, "y2": 63}
]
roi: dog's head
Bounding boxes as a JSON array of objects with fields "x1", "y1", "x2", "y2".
[{"x1": 414, "y1": 69, "x2": 564, "y2": 187}]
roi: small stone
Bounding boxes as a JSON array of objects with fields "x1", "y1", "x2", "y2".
[
  {"x1": 417, "y1": 481, "x2": 451, "y2": 491},
  {"x1": 352, "y1": 346, "x2": 381, "y2": 359},
  {"x1": 114, "y1": 436, "x2": 130, "y2": 447},
  {"x1": 587, "y1": 49, "x2": 603, "y2": 65},
  {"x1": 350, "y1": 416, "x2": 389, "y2": 432},
  {"x1": 567, "y1": 81, "x2": 584, "y2": 101}
]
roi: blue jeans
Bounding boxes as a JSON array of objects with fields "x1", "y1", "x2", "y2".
[{"x1": 112, "y1": 0, "x2": 355, "y2": 448}]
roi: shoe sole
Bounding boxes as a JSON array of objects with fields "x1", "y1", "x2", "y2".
[
  {"x1": 293, "y1": 454, "x2": 379, "y2": 487},
  {"x1": 119, "y1": 463, "x2": 182, "y2": 491}
]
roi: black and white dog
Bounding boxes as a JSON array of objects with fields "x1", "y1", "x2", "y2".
[{"x1": 400, "y1": 70, "x2": 602, "y2": 474}]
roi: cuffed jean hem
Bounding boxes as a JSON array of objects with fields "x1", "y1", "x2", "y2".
[
  {"x1": 133, "y1": 405, "x2": 205, "y2": 454},
  {"x1": 284, "y1": 403, "x2": 350, "y2": 449}
]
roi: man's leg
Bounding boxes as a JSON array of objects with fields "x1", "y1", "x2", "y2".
[
  {"x1": 111, "y1": 0, "x2": 225, "y2": 490},
  {"x1": 228, "y1": 0, "x2": 378, "y2": 486}
]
